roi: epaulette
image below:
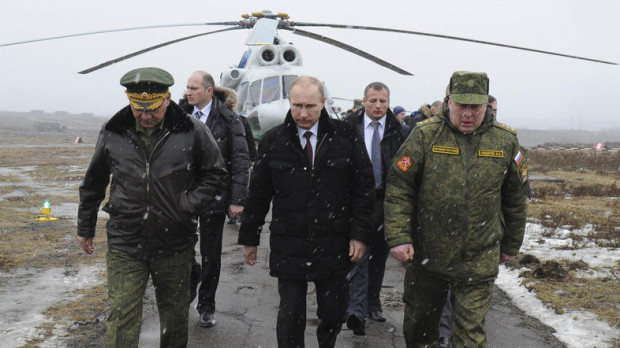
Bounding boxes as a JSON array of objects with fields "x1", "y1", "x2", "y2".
[
  {"x1": 416, "y1": 116, "x2": 441, "y2": 128},
  {"x1": 493, "y1": 121, "x2": 517, "y2": 135}
]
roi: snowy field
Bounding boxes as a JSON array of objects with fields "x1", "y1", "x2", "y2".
[{"x1": 497, "y1": 222, "x2": 620, "y2": 348}]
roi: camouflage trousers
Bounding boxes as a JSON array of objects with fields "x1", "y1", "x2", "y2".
[
  {"x1": 105, "y1": 247, "x2": 193, "y2": 348},
  {"x1": 402, "y1": 262, "x2": 494, "y2": 348}
]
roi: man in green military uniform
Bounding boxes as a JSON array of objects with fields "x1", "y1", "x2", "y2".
[
  {"x1": 78, "y1": 67, "x2": 227, "y2": 347},
  {"x1": 384, "y1": 71, "x2": 528, "y2": 347}
]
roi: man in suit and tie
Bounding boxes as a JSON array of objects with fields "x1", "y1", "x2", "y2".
[
  {"x1": 181, "y1": 70, "x2": 250, "y2": 328},
  {"x1": 344, "y1": 82, "x2": 409, "y2": 335},
  {"x1": 239, "y1": 76, "x2": 375, "y2": 348}
]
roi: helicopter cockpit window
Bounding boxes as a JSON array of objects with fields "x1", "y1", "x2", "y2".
[
  {"x1": 237, "y1": 81, "x2": 249, "y2": 114},
  {"x1": 261, "y1": 76, "x2": 280, "y2": 104},
  {"x1": 249, "y1": 80, "x2": 261, "y2": 107},
  {"x1": 282, "y1": 75, "x2": 299, "y2": 99}
]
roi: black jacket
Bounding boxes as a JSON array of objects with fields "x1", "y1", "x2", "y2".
[
  {"x1": 78, "y1": 101, "x2": 227, "y2": 260},
  {"x1": 238, "y1": 109, "x2": 375, "y2": 281},
  {"x1": 181, "y1": 87, "x2": 249, "y2": 213},
  {"x1": 240, "y1": 115, "x2": 258, "y2": 162},
  {"x1": 345, "y1": 108, "x2": 409, "y2": 190}
]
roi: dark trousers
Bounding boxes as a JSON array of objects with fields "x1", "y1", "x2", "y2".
[
  {"x1": 277, "y1": 277, "x2": 348, "y2": 348},
  {"x1": 439, "y1": 285, "x2": 455, "y2": 339},
  {"x1": 194, "y1": 213, "x2": 226, "y2": 314},
  {"x1": 347, "y1": 193, "x2": 388, "y2": 317},
  {"x1": 402, "y1": 262, "x2": 494, "y2": 348},
  {"x1": 105, "y1": 247, "x2": 193, "y2": 348}
]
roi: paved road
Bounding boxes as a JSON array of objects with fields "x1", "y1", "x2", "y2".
[{"x1": 138, "y1": 214, "x2": 564, "y2": 348}]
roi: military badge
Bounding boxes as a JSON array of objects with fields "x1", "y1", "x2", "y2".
[
  {"x1": 432, "y1": 145, "x2": 459, "y2": 155},
  {"x1": 520, "y1": 166, "x2": 528, "y2": 182},
  {"x1": 514, "y1": 151, "x2": 523, "y2": 165},
  {"x1": 479, "y1": 149, "x2": 504, "y2": 158},
  {"x1": 397, "y1": 154, "x2": 413, "y2": 172}
]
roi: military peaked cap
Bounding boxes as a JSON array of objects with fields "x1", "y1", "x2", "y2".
[{"x1": 449, "y1": 71, "x2": 489, "y2": 105}]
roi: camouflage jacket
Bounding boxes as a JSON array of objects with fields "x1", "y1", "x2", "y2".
[{"x1": 384, "y1": 110, "x2": 528, "y2": 283}]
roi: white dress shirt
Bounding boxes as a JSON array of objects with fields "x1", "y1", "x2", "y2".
[
  {"x1": 297, "y1": 121, "x2": 319, "y2": 165},
  {"x1": 192, "y1": 100, "x2": 213, "y2": 124},
  {"x1": 363, "y1": 115, "x2": 386, "y2": 161}
]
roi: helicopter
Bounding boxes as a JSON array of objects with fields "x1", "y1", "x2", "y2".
[{"x1": 2, "y1": 10, "x2": 616, "y2": 139}]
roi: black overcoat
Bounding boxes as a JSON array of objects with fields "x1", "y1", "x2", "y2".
[
  {"x1": 239, "y1": 109, "x2": 375, "y2": 280},
  {"x1": 180, "y1": 87, "x2": 249, "y2": 213}
]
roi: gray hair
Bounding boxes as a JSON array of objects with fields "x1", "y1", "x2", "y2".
[{"x1": 289, "y1": 76, "x2": 325, "y2": 100}]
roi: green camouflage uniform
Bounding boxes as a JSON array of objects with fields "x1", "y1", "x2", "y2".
[{"x1": 384, "y1": 72, "x2": 528, "y2": 347}]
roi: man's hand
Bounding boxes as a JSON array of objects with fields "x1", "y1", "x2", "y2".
[
  {"x1": 390, "y1": 244, "x2": 414, "y2": 262},
  {"x1": 349, "y1": 239, "x2": 366, "y2": 262},
  {"x1": 499, "y1": 252, "x2": 514, "y2": 264},
  {"x1": 243, "y1": 246, "x2": 258, "y2": 266},
  {"x1": 78, "y1": 236, "x2": 94, "y2": 254},
  {"x1": 229, "y1": 204, "x2": 244, "y2": 219}
]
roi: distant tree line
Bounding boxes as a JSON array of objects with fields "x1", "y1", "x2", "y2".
[{"x1": 34, "y1": 121, "x2": 66, "y2": 133}]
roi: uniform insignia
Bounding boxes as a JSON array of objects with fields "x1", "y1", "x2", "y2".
[
  {"x1": 520, "y1": 166, "x2": 528, "y2": 182},
  {"x1": 418, "y1": 119, "x2": 431, "y2": 126},
  {"x1": 397, "y1": 154, "x2": 413, "y2": 172},
  {"x1": 501, "y1": 123, "x2": 516, "y2": 133},
  {"x1": 479, "y1": 149, "x2": 504, "y2": 158},
  {"x1": 432, "y1": 145, "x2": 459, "y2": 155},
  {"x1": 494, "y1": 122, "x2": 517, "y2": 135},
  {"x1": 514, "y1": 151, "x2": 523, "y2": 165}
]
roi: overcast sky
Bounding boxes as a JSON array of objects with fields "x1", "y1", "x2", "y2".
[{"x1": 1, "y1": 0, "x2": 618, "y2": 131}]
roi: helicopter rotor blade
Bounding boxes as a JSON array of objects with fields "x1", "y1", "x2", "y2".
[
  {"x1": 291, "y1": 22, "x2": 617, "y2": 66},
  {"x1": 78, "y1": 27, "x2": 242, "y2": 74},
  {"x1": 283, "y1": 27, "x2": 413, "y2": 76},
  {"x1": 0, "y1": 22, "x2": 241, "y2": 48}
]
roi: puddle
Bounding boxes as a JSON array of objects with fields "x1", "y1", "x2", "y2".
[{"x1": 0, "y1": 265, "x2": 103, "y2": 347}]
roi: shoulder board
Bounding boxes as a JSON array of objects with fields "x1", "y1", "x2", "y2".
[
  {"x1": 493, "y1": 121, "x2": 517, "y2": 135},
  {"x1": 416, "y1": 116, "x2": 441, "y2": 127}
]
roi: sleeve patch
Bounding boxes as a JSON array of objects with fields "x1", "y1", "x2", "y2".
[
  {"x1": 514, "y1": 151, "x2": 523, "y2": 165},
  {"x1": 520, "y1": 166, "x2": 528, "y2": 182},
  {"x1": 397, "y1": 154, "x2": 413, "y2": 172}
]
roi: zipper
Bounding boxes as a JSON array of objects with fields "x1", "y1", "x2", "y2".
[
  {"x1": 145, "y1": 130, "x2": 171, "y2": 206},
  {"x1": 461, "y1": 136, "x2": 471, "y2": 278},
  {"x1": 139, "y1": 130, "x2": 171, "y2": 253}
]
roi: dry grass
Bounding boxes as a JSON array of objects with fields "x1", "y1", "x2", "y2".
[
  {"x1": 1, "y1": 134, "x2": 109, "y2": 347},
  {"x1": 525, "y1": 276, "x2": 619, "y2": 327},
  {"x1": 506, "y1": 255, "x2": 620, "y2": 337},
  {"x1": 527, "y1": 149, "x2": 620, "y2": 175},
  {"x1": 518, "y1": 149, "x2": 620, "y2": 338},
  {"x1": 19, "y1": 284, "x2": 108, "y2": 348},
  {"x1": 527, "y1": 149, "x2": 620, "y2": 248}
]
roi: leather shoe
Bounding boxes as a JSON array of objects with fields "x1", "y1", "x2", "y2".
[
  {"x1": 346, "y1": 314, "x2": 365, "y2": 336},
  {"x1": 368, "y1": 310, "x2": 387, "y2": 322},
  {"x1": 199, "y1": 312, "x2": 216, "y2": 328}
]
